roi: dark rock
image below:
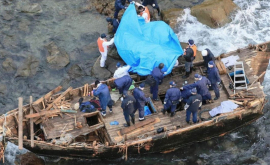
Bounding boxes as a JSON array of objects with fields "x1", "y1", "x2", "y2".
[
  {"x1": 18, "y1": 19, "x2": 31, "y2": 33},
  {"x1": 107, "y1": 57, "x2": 119, "y2": 73},
  {"x1": 67, "y1": 64, "x2": 85, "y2": 79},
  {"x1": 15, "y1": 55, "x2": 39, "y2": 77},
  {"x1": 0, "y1": 84, "x2": 7, "y2": 96},
  {"x1": 2, "y1": 57, "x2": 17, "y2": 72},
  {"x1": 17, "y1": 152, "x2": 45, "y2": 165},
  {"x1": 19, "y1": 3, "x2": 43, "y2": 14},
  {"x1": 2, "y1": 35, "x2": 27, "y2": 53},
  {"x1": 91, "y1": 56, "x2": 112, "y2": 80},
  {"x1": 60, "y1": 77, "x2": 71, "y2": 89},
  {"x1": 45, "y1": 42, "x2": 70, "y2": 69},
  {"x1": 108, "y1": 45, "x2": 121, "y2": 60}
]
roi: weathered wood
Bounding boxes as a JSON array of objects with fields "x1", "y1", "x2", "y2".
[
  {"x1": 25, "y1": 109, "x2": 60, "y2": 119},
  {"x1": 18, "y1": 97, "x2": 23, "y2": 150},
  {"x1": 229, "y1": 100, "x2": 243, "y2": 105},
  {"x1": 83, "y1": 111, "x2": 100, "y2": 118},
  {"x1": 248, "y1": 99, "x2": 261, "y2": 108},
  {"x1": 33, "y1": 86, "x2": 62, "y2": 105},
  {"x1": 248, "y1": 71, "x2": 266, "y2": 89},
  {"x1": 46, "y1": 87, "x2": 73, "y2": 111},
  {"x1": 30, "y1": 96, "x2": 34, "y2": 148},
  {"x1": 120, "y1": 118, "x2": 156, "y2": 135}
]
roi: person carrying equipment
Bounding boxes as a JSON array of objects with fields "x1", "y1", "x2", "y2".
[
  {"x1": 162, "y1": 81, "x2": 181, "y2": 117},
  {"x1": 133, "y1": 83, "x2": 150, "y2": 121},
  {"x1": 185, "y1": 88, "x2": 202, "y2": 124},
  {"x1": 111, "y1": 75, "x2": 132, "y2": 95},
  {"x1": 207, "y1": 61, "x2": 221, "y2": 100},
  {"x1": 113, "y1": 62, "x2": 131, "y2": 79},
  {"x1": 106, "y1": 17, "x2": 120, "y2": 35},
  {"x1": 141, "y1": 0, "x2": 160, "y2": 16},
  {"x1": 182, "y1": 47, "x2": 194, "y2": 79},
  {"x1": 121, "y1": 93, "x2": 136, "y2": 127},
  {"x1": 93, "y1": 80, "x2": 113, "y2": 117},
  {"x1": 97, "y1": 34, "x2": 115, "y2": 68},
  {"x1": 150, "y1": 63, "x2": 166, "y2": 101},
  {"x1": 135, "y1": 2, "x2": 150, "y2": 23},
  {"x1": 201, "y1": 48, "x2": 215, "y2": 73},
  {"x1": 194, "y1": 74, "x2": 212, "y2": 104},
  {"x1": 114, "y1": 0, "x2": 132, "y2": 19}
]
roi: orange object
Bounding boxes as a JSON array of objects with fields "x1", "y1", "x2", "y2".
[
  {"x1": 97, "y1": 37, "x2": 107, "y2": 53},
  {"x1": 139, "y1": 7, "x2": 150, "y2": 22},
  {"x1": 190, "y1": 44, "x2": 197, "y2": 57}
]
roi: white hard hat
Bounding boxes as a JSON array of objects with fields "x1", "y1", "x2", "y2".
[{"x1": 202, "y1": 50, "x2": 208, "y2": 56}]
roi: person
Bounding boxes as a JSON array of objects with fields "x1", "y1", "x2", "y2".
[
  {"x1": 93, "y1": 80, "x2": 113, "y2": 116},
  {"x1": 97, "y1": 34, "x2": 115, "y2": 67},
  {"x1": 194, "y1": 74, "x2": 212, "y2": 104},
  {"x1": 185, "y1": 88, "x2": 202, "y2": 124},
  {"x1": 121, "y1": 93, "x2": 136, "y2": 127},
  {"x1": 114, "y1": 0, "x2": 132, "y2": 19},
  {"x1": 141, "y1": 0, "x2": 160, "y2": 16},
  {"x1": 111, "y1": 75, "x2": 132, "y2": 95},
  {"x1": 207, "y1": 61, "x2": 221, "y2": 100},
  {"x1": 106, "y1": 17, "x2": 119, "y2": 35},
  {"x1": 78, "y1": 98, "x2": 96, "y2": 113},
  {"x1": 133, "y1": 83, "x2": 150, "y2": 121},
  {"x1": 150, "y1": 63, "x2": 165, "y2": 101},
  {"x1": 186, "y1": 39, "x2": 197, "y2": 71},
  {"x1": 162, "y1": 81, "x2": 181, "y2": 117},
  {"x1": 182, "y1": 47, "x2": 194, "y2": 79},
  {"x1": 202, "y1": 48, "x2": 215, "y2": 73},
  {"x1": 113, "y1": 62, "x2": 131, "y2": 79},
  {"x1": 135, "y1": 2, "x2": 150, "y2": 23}
]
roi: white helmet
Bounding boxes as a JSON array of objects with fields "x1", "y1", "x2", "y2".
[{"x1": 202, "y1": 50, "x2": 208, "y2": 56}]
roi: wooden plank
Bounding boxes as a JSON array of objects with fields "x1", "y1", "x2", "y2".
[
  {"x1": 33, "y1": 86, "x2": 62, "y2": 105},
  {"x1": 18, "y1": 97, "x2": 23, "y2": 150},
  {"x1": 30, "y1": 96, "x2": 34, "y2": 148},
  {"x1": 120, "y1": 118, "x2": 156, "y2": 135},
  {"x1": 25, "y1": 109, "x2": 60, "y2": 119},
  {"x1": 45, "y1": 87, "x2": 73, "y2": 111},
  {"x1": 248, "y1": 71, "x2": 266, "y2": 89}
]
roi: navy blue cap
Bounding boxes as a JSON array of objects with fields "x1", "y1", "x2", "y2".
[
  {"x1": 191, "y1": 88, "x2": 197, "y2": 94},
  {"x1": 116, "y1": 62, "x2": 121, "y2": 67},
  {"x1": 194, "y1": 74, "x2": 202, "y2": 78},
  {"x1": 188, "y1": 39, "x2": 194, "y2": 45},
  {"x1": 139, "y1": 83, "x2": 145, "y2": 88},
  {"x1": 169, "y1": 81, "x2": 176, "y2": 86},
  {"x1": 208, "y1": 61, "x2": 214, "y2": 65},
  {"x1": 101, "y1": 33, "x2": 106, "y2": 38}
]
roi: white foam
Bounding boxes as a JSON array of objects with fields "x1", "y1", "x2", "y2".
[
  {"x1": 176, "y1": 0, "x2": 270, "y2": 56},
  {"x1": 4, "y1": 142, "x2": 28, "y2": 165}
]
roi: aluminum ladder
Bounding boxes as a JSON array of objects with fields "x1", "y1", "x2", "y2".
[{"x1": 234, "y1": 61, "x2": 248, "y2": 94}]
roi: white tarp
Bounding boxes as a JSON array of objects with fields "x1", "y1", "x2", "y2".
[
  {"x1": 209, "y1": 100, "x2": 238, "y2": 117},
  {"x1": 221, "y1": 55, "x2": 240, "y2": 68}
]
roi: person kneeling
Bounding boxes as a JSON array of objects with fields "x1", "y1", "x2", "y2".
[
  {"x1": 185, "y1": 88, "x2": 202, "y2": 124},
  {"x1": 121, "y1": 93, "x2": 136, "y2": 127}
]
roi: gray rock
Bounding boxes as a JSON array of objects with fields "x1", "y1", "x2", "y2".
[
  {"x1": 2, "y1": 10, "x2": 15, "y2": 21},
  {"x1": 0, "y1": 84, "x2": 7, "y2": 96},
  {"x1": 67, "y1": 64, "x2": 85, "y2": 79},
  {"x1": 15, "y1": 55, "x2": 39, "y2": 77},
  {"x1": 108, "y1": 45, "x2": 121, "y2": 60},
  {"x1": 2, "y1": 57, "x2": 17, "y2": 72},
  {"x1": 107, "y1": 57, "x2": 119, "y2": 73},
  {"x1": 45, "y1": 42, "x2": 70, "y2": 69},
  {"x1": 91, "y1": 56, "x2": 112, "y2": 80},
  {"x1": 18, "y1": 19, "x2": 31, "y2": 33},
  {"x1": 19, "y1": 3, "x2": 43, "y2": 14}
]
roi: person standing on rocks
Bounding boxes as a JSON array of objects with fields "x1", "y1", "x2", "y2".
[
  {"x1": 141, "y1": 0, "x2": 161, "y2": 16},
  {"x1": 202, "y1": 48, "x2": 215, "y2": 73},
  {"x1": 97, "y1": 34, "x2": 115, "y2": 68},
  {"x1": 121, "y1": 93, "x2": 136, "y2": 127},
  {"x1": 93, "y1": 80, "x2": 113, "y2": 117},
  {"x1": 135, "y1": 2, "x2": 150, "y2": 23},
  {"x1": 114, "y1": 0, "x2": 132, "y2": 19},
  {"x1": 207, "y1": 61, "x2": 221, "y2": 100},
  {"x1": 133, "y1": 83, "x2": 150, "y2": 121},
  {"x1": 106, "y1": 17, "x2": 119, "y2": 36},
  {"x1": 185, "y1": 88, "x2": 202, "y2": 124}
]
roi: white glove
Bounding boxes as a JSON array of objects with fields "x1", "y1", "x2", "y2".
[
  {"x1": 164, "y1": 72, "x2": 167, "y2": 75},
  {"x1": 125, "y1": 7, "x2": 127, "y2": 9},
  {"x1": 131, "y1": 1, "x2": 135, "y2": 4},
  {"x1": 179, "y1": 99, "x2": 181, "y2": 102},
  {"x1": 164, "y1": 102, "x2": 166, "y2": 104},
  {"x1": 152, "y1": 4, "x2": 155, "y2": 7},
  {"x1": 217, "y1": 82, "x2": 220, "y2": 85},
  {"x1": 120, "y1": 97, "x2": 123, "y2": 101},
  {"x1": 184, "y1": 104, "x2": 189, "y2": 111},
  {"x1": 180, "y1": 87, "x2": 183, "y2": 90}
]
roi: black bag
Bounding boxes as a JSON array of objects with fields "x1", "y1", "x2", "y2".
[
  {"x1": 172, "y1": 100, "x2": 179, "y2": 105},
  {"x1": 145, "y1": 75, "x2": 156, "y2": 86}
]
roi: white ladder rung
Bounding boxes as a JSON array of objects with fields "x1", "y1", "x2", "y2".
[
  {"x1": 235, "y1": 87, "x2": 247, "y2": 90},
  {"x1": 234, "y1": 74, "x2": 245, "y2": 77},
  {"x1": 235, "y1": 80, "x2": 246, "y2": 83}
]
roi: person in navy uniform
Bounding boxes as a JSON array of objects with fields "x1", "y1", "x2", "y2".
[
  {"x1": 162, "y1": 81, "x2": 181, "y2": 117},
  {"x1": 121, "y1": 93, "x2": 136, "y2": 127},
  {"x1": 185, "y1": 88, "x2": 202, "y2": 124},
  {"x1": 93, "y1": 80, "x2": 113, "y2": 117},
  {"x1": 194, "y1": 74, "x2": 212, "y2": 104},
  {"x1": 133, "y1": 83, "x2": 150, "y2": 121},
  {"x1": 150, "y1": 63, "x2": 166, "y2": 101},
  {"x1": 114, "y1": 0, "x2": 132, "y2": 18},
  {"x1": 201, "y1": 48, "x2": 215, "y2": 73},
  {"x1": 207, "y1": 61, "x2": 221, "y2": 100},
  {"x1": 106, "y1": 17, "x2": 120, "y2": 35},
  {"x1": 111, "y1": 75, "x2": 132, "y2": 95},
  {"x1": 182, "y1": 47, "x2": 194, "y2": 79}
]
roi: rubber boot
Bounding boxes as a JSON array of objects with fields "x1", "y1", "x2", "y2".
[
  {"x1": 124, "y1": 121, "x2": 130, "y2": 127},
  {"x1": 131, "y1": 116, "x2": 135, "y2": 125},
  {"x1": 190, "y1": 67, "x2": 193, "y2": 74},
  {"x1": 161, "y1": 109, "x2": 166, "y2": 115},
  {"x1": 170, "y1": 111, "x2": 176, "y2": 117},
  {"x1": 182, "y1": 72, "x2": 190, "y2": 79}
]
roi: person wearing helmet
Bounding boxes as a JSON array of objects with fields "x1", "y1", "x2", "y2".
[
  {"x1": 150, "y1": 63, "x2": 166, "y2": 101},
  {"x1": 106, "y1": 17, "x2": 119, "y2": 35},
  {"x1": 201, "y1": 48, "x2": 215, "y2": 73},
  {"x1": 185, "y1": 88, "x2": 202, "y2": 124},
  {"x1": 97, "y1": 33, "x2": 115, "y2": 68}
]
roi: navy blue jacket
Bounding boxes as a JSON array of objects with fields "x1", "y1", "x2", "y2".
[
  {"x1": 115, "y1": 0, "x2": 131, "y2": 9},
  {"x1": 164, "y1": 87, "x2": 181, "y2": 105},
  {"x1": 207, "y1": 66, "x2": 221, "y2": 84},
  {"x1": 110, "y1": 18, "x2": 119, "y2": 33},
  {"x1": 195, "y1": 76, "x2": 211, "y2": 96},
  {"x1": 182, "y1": 83, "x2": 197, "y2": 102},
  {"x1": 203, "y1": 48, "x2": 215, "y2": 68},
  {"x1": 121, "y1": 95, "x2": 136, "y2": 115},
  {"x1": 186, "y1": 94, "x2": 202, "y2": 112},
  {"x1": 114, "y1": 75, "x2": 132, "y2": 94},
  {"x1": 93, "y1": 84, "x2": 112, "y2": 110},
  {"x1": 184, "y1": 48, "x2": 194, "y2": 62},
  {"x1": 133, "y1": 87, "x2": 149, "y2": 109},
  {"x1": 151, "y1": 67, "x2": 164, "y2": 85}
]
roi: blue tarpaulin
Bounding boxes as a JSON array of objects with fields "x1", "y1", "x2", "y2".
[{"x1": 115, "y1": 4, "x2": 183, "y2": 76}]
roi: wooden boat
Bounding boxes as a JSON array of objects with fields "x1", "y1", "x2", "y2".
[{"x1": 0, "y1": 41, "x2": 269, "y2": 160}]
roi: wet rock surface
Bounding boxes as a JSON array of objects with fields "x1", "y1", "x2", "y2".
[{"x1": 16, "y1": 152, "x2": 45, "y2": 165}]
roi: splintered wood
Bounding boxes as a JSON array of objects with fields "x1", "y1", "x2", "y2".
[{"x1": 215, "y1": 60, "x2": 227, "y2": 75}]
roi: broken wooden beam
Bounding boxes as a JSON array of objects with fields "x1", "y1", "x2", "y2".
[
  {"x1": 33, "y1": 86, "x2": 63, "y2": 106},
  {"x1": 120, "y1": 118, "x2": 156, "y2": 135},
  {"x1": 248, "y1": 99, "x2": 261, "y2": 108},
  {"x1": 25, "y1": 109, "x2": 60, "y2": 119},
  {"x1": 248, "y1": 71, "x2": 266, "y2": 90},
  {"x1": 18, "y1": 97, "x2": 23, "y2": 150},
  {"x1": 229, "y1": 100, "x2": 243, "y2": 105}
]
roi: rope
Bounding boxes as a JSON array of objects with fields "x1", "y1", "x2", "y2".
[{"x1": 198, "y1": 109, "x2": 214, "y2": 121}]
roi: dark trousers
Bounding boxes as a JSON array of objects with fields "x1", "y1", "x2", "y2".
[
  {"x1": 185, "y1": 61, "x2": 192, "y2": 72},
  {"x1": 138, "y1": 107, "x2": 144, "y2": 118},
  {"x1": 186, "y1": 110, "x2": 197, "y2": 123},
  {"x1": 164, "y1": 103, "x2": 177, "y2": 113},
  {"x1": 114, "y1": 8, "x2": 122, "y2": 19},
  {"x1": 150, "y1": 84, "x2": 158, "y2": 100},
  {"x1": 124, "y1": 112, "x2": 134, "y2": 122},
  {"x1": 211, "y1": 83, "x2": 220, "y2": 98},
  {"x1": 102, "y1": 100, "x2": 113, "y2": 114},
  {"x1": 202, "y1": 93, "x2": 212, "y2": 103}
]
